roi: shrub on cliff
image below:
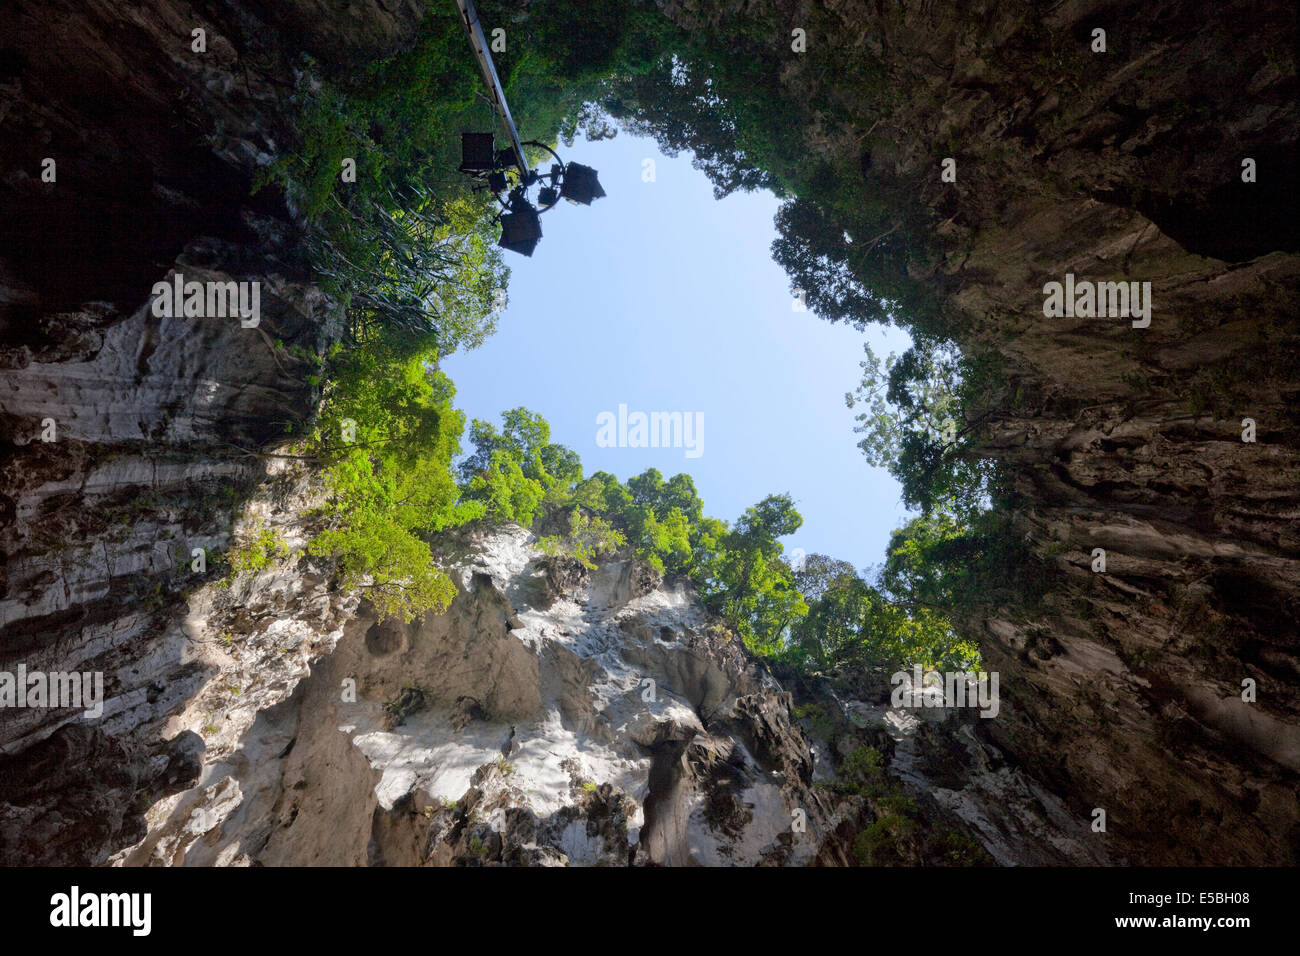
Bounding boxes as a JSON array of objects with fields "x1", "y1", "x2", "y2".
[
  {"x1": 306, "y1": 348, "x2": 482, "y2": 622},
  {"x1": 537, "y1": 509, "x2": 626, "y2": 570}
]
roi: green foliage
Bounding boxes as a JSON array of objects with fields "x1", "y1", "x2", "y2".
[
  {"x1": 457, "y1": 407, "x2": 980, "y2": 671},
  {"x1": 837, "y1": 746, "x2": 890, "y2": 798},
  {"x1": 538, "y1": 508, "x2": 627, "y2": 570},
  {"x1": 790, "y1": 553, "x2": 858, "y2": 604},
  {"x1": 614, "y1": 468, "x2": 702, "y2": 574},
  {"x1": 226, "y1": 521, "x2": 288, "y2": 577},
  {"x1": 770, "y1": 197, "x2": 911, "y2": 330},
  {"x1": 460, "y1": 408, "x2": 582, "y2": 497},
  {"x1": 323, "y1": 190, "x2": 509, "y2": 356},
  {"x1": 306, "y1": 348, "x2": 480, "y2": 623},
  {"x1": 310, "y1": 517, "x2": 458, "y2": 624},
  {"x1": 841, "y1": 338, "x2": 1027, "y2": 639},
  {"x1": 881, "y1": 505, "x2": 1043, "y2": 623},
  {"x1": 600, "y1": 13, "x2": 942, "y2": 340},
  {"x1": 269, "y1": 0, "x2": 999, "y2": 689},
  {"x1": 259, "y1": 0, "x2": 669, "y2": 361},
  {"x1": 458, "y1": 407, "x2": 585, "y2": 527},
  {"x1": 832, "y1": 746, "x2": 933, "y2": 866},
  {"x1": 853, "y1": 812, "x2": 918, "y2": 866},
  {"x1": 256, "y1": 11, "x2": 508, "y2": 356},
  {"x1": 694, "y1": 536, "x2": 808, "y2": 656},
  {"x1": 605, "y1": 53, "x2": 786, "y2": 199},
  {"x1": 791, "y1": 702, "x2": 836, "y2": 739},
  {"x1": 454, "y1": 409, "x2": 808, "y2": 654},
  {"x1": 461, "y1": 449, "x2": 546, "y2": 528},
  {"x1": 254, "y1": 0, "x2": 677, "y2": 363},
  {"x1": 935, "y1": 830, "x2": 995, "y2": 866},
  {"x1": 846, "y1": 336, "x2": 1000, "y2": 518},
  {"x1": 786, "y1": 560, "x2": 978, "y2": 674},
  {"x1": 480, "y1": 0, "x2": 669, "y2": 150}
]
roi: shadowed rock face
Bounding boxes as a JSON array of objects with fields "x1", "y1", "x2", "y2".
[
  {"x1": 660, "y1": 0, "x2": 1300, "y2": 863},
  {"x1": 0, "y1": 0, "x2": 409, "y2": 864},
  {"x1": 0, "y1": 723, "x2": 203, "y2": 866},
  {"x1": 110, "y1": 527, "x2": 842, "y2": 867},
  {"x1": 0, "y1": 0, "x2": 1296, "y2": 866}
]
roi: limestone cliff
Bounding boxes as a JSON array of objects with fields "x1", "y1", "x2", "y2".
[
  {"x1": 659, "y1": 0, "x2": 1300, "y2": 864},
  {"x1": 0, "y1": 0, "x2": 370, "y2": 862},
  {"x1": 91, "y1": 515, "x2": 1094, "y2": 868},
  {"x1": 104, "y1": 521, "x2": 835, "y2": 866},
  {"x1": 1, "y1": 0, "x2": 1297, "y2": 866}
]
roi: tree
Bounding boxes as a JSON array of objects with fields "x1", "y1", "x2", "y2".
[
  {"x1": 734, "y1": 493, "x2": 802, "y2": 550},
  {"x1": 570, "y1": 471, "x2": 628, "y2": 513},
  {"x1": 307, "y1": 355, "x2": 481, "y2": 622},
  {"x1": 690, "y1": 494, "x2": 807, "y2": 654},
  {"x1": 879, "y1": 502, "x2": 1035, "y2": 623},
  {"x1": 461, "y1": 450, "x2": 545, "y2": 527},
  {"x1": 537, "y1": 508, "x2": 627, "y2": 569},
  {"x1": 771, "y1": 198, "x2": 901, "y2": 329},
  {"x1": 793, "y1": 553, "x2": 859, "y2": 603},
  {"x1": 787, "y1": 570, "x2": 976, "y2": 674},
  {"x1": 460, "y1": 408, "x2": 574, "y2": 483},
  {"x1": 605, "y1": 54, "x2": 784, "y2": 199},
  {"x1": 846, "y1": 336, "x2": 998, "y2": 518}
]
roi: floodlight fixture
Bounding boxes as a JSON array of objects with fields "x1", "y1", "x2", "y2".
[
  {"x1": 459, "y1": 132, "x2": 496, "y2": 173},
  {"x1": 453, "y1": 0, "x2": 607, "y2": 255},
  {"x1": 559, "y1": 163, "x2": 606, "y2": 206},
  {"x1": 497, "y1": 194, "x2": 542, "y2": 257}
]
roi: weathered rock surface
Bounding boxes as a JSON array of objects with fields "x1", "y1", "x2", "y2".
[
  {"x1": 105, "y1": 522, "x2": 1105, "y2": 868},
  {"x1": 1, "y1": 0, "x2": 1297, "y2": 866},
  {"x1": 664, "y1": 0, "x2": 1300, "y2": 864},
  {"x1": 111, "y1": 526, "x2": 844, "y2": 866},
  {"x1": 0, "y1": 0, "x2": 378, "y2": 864}
]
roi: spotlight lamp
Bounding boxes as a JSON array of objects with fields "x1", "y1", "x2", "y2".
[
  {"x1": 453, "y1": 0, "x2": 605, "y2": 256},
  {"x1": 497, "y1": 191, "x2": 542, "y2": 258}
]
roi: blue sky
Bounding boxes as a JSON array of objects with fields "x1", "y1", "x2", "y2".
[{"x1": 442, "y1": 131, "x2": 914, "y2": 572}]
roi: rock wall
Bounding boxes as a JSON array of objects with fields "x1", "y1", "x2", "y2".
[
  {"x1": 0, "y1": 0, "x2": 416, "y2": 863},
  {"x1": 663, "y1": 0, "x2": 1299, "y2": 863},
  {"x1": 1, "y1": 0, "x2": 1296, "y2": 866},
  {"x1": 101, "y1": 519, "x2": 1097, "y2": 867},
  {"x1": 109, "y1": 525, "x2": 839, "y2": 866}
]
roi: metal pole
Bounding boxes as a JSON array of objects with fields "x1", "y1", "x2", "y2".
[{"x1": 454, "y1": 0, "x2": 531, "y2": 181}]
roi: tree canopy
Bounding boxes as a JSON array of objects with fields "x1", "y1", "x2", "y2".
[{"x1": 258, "y1": 0, "x2": 996, "y2": 675}]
